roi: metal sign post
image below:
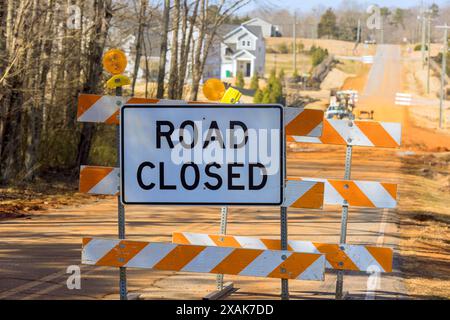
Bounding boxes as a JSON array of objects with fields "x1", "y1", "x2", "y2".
[
  {"x1": 335, "y1": 144, "x2": 353, "y2": 300},
  {"x1": 280, "y1": 206, "x2": 289, "y2": 300},
  {"x1": 280, "y1": 132, "x2": 288, "y2": 300},
  {"x1": 216, "y1": 206, "x2": 228, "y2": 290},
  {"x1": 116, "y1": 86, "x2": 127, "y2": 301}
]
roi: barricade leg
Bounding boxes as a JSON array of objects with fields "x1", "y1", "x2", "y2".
[
  {"x1": 116, "y1": 86, "x2": 127, "y2": 301},
  {"x1": 335, "y1": 145, "x2": 353, "y2": 300}
]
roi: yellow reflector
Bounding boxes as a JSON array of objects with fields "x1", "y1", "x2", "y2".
[
  {"x1": 106, "y1": 75, "x2": 131, "y2": 89},
  {"x1": 103, "y1": 49, "x2": 127, "y2": 75},
  {"x1": 220, "y1": 87, "x2": 242, "y2": 104},
  {"x1": 203, "y1": 78, "x2": 226, "y2": 101}
]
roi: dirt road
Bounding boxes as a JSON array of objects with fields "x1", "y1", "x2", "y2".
[{"x1": 0, "y1": 44, "x2": 433, "y2": 300}]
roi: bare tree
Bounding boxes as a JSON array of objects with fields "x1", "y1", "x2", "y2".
[
  {"x1": 156, "y1": 0, "x2": 170, "y2": 98},
  {"x1": 168, "y1": 0, "x2": 181, "y2": 99},
  {"x1": 176, "y1": 0, "x2": 199, "y2": 99},
  {"x1": 189, "y1": 0, "x2": 250, "y2": 101},
  {"x1": 131, "y1": 0, "x2": 148, "y2": 96},
  {"x1": 76, "y1": 0, "x2": 113, "y2": 169}
]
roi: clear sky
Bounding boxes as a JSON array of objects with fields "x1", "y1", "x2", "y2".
[{"x1": 239, "y1": 0, "x2": 450, "y2": 14}]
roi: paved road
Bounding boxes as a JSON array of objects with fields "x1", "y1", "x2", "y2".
[{"x1": 0, "y1": 45, "x2": 408, "y2": 300}]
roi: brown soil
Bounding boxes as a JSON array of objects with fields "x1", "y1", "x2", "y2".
[{"x1": 0, "y1": 173, "x2": 107, "y2": 220}]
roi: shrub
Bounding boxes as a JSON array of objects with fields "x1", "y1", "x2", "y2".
[
  {"x1": 261, "y1": 89, "x2": 271, "y2": 103},
  {"x1": 250, "y1": 74, "x2": 259, "y2": 91},
  {"x1": 254, "y1": 89, "x2": 263, "y2": 103},
  {"x1": 278, "y1": 42, "x2": 289, "y2": 54},
  {"x1": 311, "y1": 46, "x2": 328, "y2": 67},
  {"x1": 260, "y1": 69, "x2": 284, "y2": 104},
  {"x1": 278, "y1": 69, "x2": 285, "y2": 82},
  {"x1": 235, "y1": 71, "x2": 244, "y2": 88},
  {"x1": 414, "y1": 44, "x2": 428, "y2": 51},
  {"x1": 294, "y1": 41, "x2": 305, "y2": 53}
]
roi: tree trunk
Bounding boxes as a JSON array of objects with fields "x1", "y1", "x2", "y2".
[
  {"x1": 189, "y1": 0, "x2": 205, "y2": 101},
  {"x1": 156, "y1": 0, "x2": 170, "y2": 98},
  {"x1": 131, "y1": 0, "x2": 148, "y2": 96},
  {"x1": 76, "y1": 0, "x2": 113, "y2": 169},
  {"x1": 167, "y1": 0, "x2": 180, "y2": 99},
  {"x1": 176, "y1": 0, "x2": 199, "y2": 99}
]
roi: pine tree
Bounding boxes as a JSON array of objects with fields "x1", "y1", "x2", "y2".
[
  {"x1": 254, "y1": 89, "x2": 263, "y2": 103},
  {"x1": 250, "y1": 74, "x2": 259, "y2": 91},
  {"x1": 278, "y1": 69, "x2": 285, "y2": 82},
  {"x1": 261, "y1": 89, "x2": 271, "y2": 103},
  {"x1": 236, "y1": 71, "x2": 245, "y2": 88},
  {"x1": 317, "y1": 8, "x2": 338, "y2": 39}
]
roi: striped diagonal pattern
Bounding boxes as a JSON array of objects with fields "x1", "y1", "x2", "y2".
[
  {"x1": 77, "y1": 94, "x2": 187, "y2": 124},
  {"x1": 78, "y1": 94, "x2": 324, "y2": 137},
  {"x1": 172, "y1": 233, "x2": 393, "y2": 273},
  {"x1": 395, "y1": 93, "x2": 412, "y2": 106},
  {"x1": 283, "y1": 180, "x2": 325, "y2": 209},
  {"x1": 79, "y1": 166, "x2": 119, "y2": 195},
  {"x1": 290, "y1": 177, "x2": 398, "y2": 208},
  {"x1": 284, "y1": 108, "x2": 324, "y2": 137},
  {"x1": 79, "y1": 166, "x2": 325, "y2": 209},
  {"x1": 82, "y1": 238, "x2": 326, "y2": 281},
  {"x1": 287, "y1": 119, "x2": 402, "y2": 148}
]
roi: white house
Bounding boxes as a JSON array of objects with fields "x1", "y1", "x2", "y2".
[
  {"x1": 121, "y1": 20, "x2": 268, "y2": 84},
  {"x1": 219, "y1": 24, "x2": 266, "y2": 80},
  {"x1": 242, "y1": 17, "x2": 281, "y2": 38}
]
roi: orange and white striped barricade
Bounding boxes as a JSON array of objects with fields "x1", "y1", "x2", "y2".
[
  {"x1": 77, "y1": 94, "x2": 324, "y2": 138},
  {"x1": 288, "y1": 117, "x2": 402, "y2": 299},
  {"x1": 172, "y1": 233, "x2": 393, "y2": 273},
  {"x1": 78, "y1": 166, "x2": 325, "y2": 210},
  {"x1": 287, "y1": 118, "x2": 401, "y2": 148},
  {"x1": 77, "y1": 94, "x2": 188, "y2": 124},
  {"x1": 79, "y1": 166, "x2": 119, "y2": 195},
  {"x1": 283, "y1": 179, "x2": 325, "y2": 209},
  {"x1": 81, "y1": 238, "x2": 326, "y2": 281},
  {"x1": 290, "y1": 178, "x2": 398, "y2": 208}
]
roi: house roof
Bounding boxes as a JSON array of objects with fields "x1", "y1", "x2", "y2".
[
  {"x1": 242, "y1": 17, "x2": 272, "y2": 27},
  {"x1": 232, "y1": 49, "x2": 256, "y2": 60},
  {"x1": 243, "y1": 25, "x2": 263, "y2": 38},
  {"x1": 223, "y1": 25, "x2": 263, "y2": 41}
]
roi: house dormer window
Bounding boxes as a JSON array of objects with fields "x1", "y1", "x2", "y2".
[{"x1": 241, "y1": 40, "x2": 251, "y2": 48}]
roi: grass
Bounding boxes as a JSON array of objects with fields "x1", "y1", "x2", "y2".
[
  {"x1": 397, "y1": 152, "x2": 450, "y2": 299},
  {"x1": 265, "y1": 53, "x2": 312, "y2": 77},
  {"x1": 335, "y1": 59, "x2": 363, "y2": 75}
]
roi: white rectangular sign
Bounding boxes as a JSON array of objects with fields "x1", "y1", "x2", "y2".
[{"x1": 121, "y1": 104, "x2": 284, "y2": 205}]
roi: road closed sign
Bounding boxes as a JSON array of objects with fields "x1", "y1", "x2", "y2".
[{"x1": 121, "y1": 104, "x2": 284, "y2": 205}]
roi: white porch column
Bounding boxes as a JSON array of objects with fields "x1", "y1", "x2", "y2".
[{"x1": 250, "y1": 58, "x2": 255, "y2": 77}]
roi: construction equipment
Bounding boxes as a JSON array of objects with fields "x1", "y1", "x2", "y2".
[
  {"x1": 358, "y1": 110, "x2": 374, "y2": 120},
  {"x1": 326, "y1": 90, "x2": 358, "y2": 120}
]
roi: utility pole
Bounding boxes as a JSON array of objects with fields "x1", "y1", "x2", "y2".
[
  {"x1": 293, "y1": 12, "x2": 297, "y2": 74},
  {"x1": 436, "y1": 24, "x2": 449, "y2": 129},
  {"x1": 420, "y1": 4, "x2": 427, "y2": 67}
]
